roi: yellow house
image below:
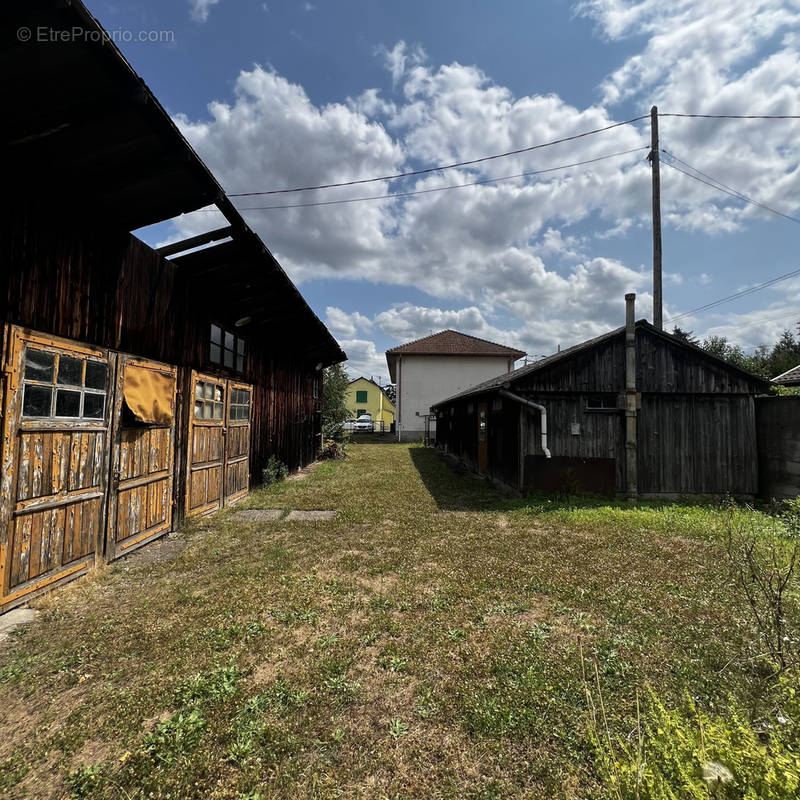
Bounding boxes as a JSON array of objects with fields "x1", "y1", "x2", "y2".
[{"x1": 346, "y1": 377, "x2": 396, "y2": 431}]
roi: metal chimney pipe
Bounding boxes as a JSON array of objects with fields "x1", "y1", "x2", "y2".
[{"x1": 624, "y1": 293, "x2": 638, "y2": 499}]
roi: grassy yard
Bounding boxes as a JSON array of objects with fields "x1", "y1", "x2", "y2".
[{"x1": 0, "y1": 442, "x2": 798, "y2": 799}]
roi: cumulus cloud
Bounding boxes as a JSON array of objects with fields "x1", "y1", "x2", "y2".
[
  {"x1": 164, "y1": 0, "x2": 800, "y2": 367},
  {"x1": 188, "y1": 0, "x2": 220, "y2": 23}
]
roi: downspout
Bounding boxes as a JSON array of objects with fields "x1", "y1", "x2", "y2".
[
  {"x1": 625, "y1": 293, "x2": 638, "y2": 500},
  {"x1": 498, "y1": 389, "x2": 551, "y2": 458}
]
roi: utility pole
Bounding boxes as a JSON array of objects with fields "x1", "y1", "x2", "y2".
[{"x1": 649, "y1": 105, "x2": 663, "y2": 330}]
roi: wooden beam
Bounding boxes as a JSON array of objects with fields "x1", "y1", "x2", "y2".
[{"x1": 157, "y1": 227, "x2": 235, "y2": 257}]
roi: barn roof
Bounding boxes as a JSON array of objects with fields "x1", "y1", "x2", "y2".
[
  {"x1": 773, "y1": 364, "x2": 800, "y2": 386},
  {"x1": 4, "y1": 0, "x2": 344, "y2": 366},
  {"x1": 432, "y1": 320, "x2": 770, "y2": 406},
  {"x1": 385, "y1": 330, "x2": 524, "y2": 382}
]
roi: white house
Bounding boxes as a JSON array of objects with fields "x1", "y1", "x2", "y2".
[{"x1": 385, "y1": 330, "x2": 525, "y2": 442}]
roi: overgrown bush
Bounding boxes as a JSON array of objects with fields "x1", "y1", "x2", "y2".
[
  {"x1": 262, "y1": 455, "x2": 288, "y2": 487},
  {"x1": 725, "y1": 500, "x2": 800, "y2": 672},
  {"x1": 319, "y1": 439, "x2": 347, "y2": 460},
  {"x1": 583, "y1": 647, "x2": 800, "y2": 799}
]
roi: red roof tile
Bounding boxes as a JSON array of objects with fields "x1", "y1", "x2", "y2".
[{"x1": 385, "y1": 329, "x2": 525, "y2": 358}]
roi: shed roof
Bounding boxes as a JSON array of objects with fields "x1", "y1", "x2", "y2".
[
  {"x1": 773, "y1": 364, "x2": 800, "y2": 386},
  {"x1": 432, "y1": 320, "x2": 770, "y2": 406}
]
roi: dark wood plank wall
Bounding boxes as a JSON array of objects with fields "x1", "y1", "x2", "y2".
[
  {"x1": 435, "y1": 328, "x2": 764, "y2": 495},
  {"x1": 0, "y1": 212, "x2": 322, "y2": 494},
  {"x1": 755, "y1": 396, "x2": 800, "y2": 501}
]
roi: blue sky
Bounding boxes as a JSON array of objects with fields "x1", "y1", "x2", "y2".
[{"x1": 95, "y1": 0, "x2": 800, "y2": 380}]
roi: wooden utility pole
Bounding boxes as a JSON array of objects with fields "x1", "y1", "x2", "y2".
[{"x1": 649, "y1": 105, "x2": 663, "y2": 330}]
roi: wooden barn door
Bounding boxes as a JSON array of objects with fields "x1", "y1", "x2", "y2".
[
  {"x1": 225, "y1": 381, "x2": 252, "y2": 504},
  {"x1": 185, "y1": 372, "x2": 252, "y2": 518},
  {"x1": 0, "y1": 327, "x2": 113, "y2": 611},
  {"x1": 105, "y1": 356, "x2": 177, "y2": 560}
]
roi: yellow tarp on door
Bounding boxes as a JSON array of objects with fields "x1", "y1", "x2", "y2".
[{"x1": 122, "y1": 364, "x2": 175, "y2": 424}]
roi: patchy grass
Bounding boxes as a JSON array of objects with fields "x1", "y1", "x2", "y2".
[{"x1": 0, "y1": 443, "x2": 797, "y2": 799}]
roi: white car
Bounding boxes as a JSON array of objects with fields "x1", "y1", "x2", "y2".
[
  {"x1": 353, "y1": 414, "x2": 373, "y2": 432},
  {"x1": 342, "y1": 419, "x2": 357, "y2": 432}
]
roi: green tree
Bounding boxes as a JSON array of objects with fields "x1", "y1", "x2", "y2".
[
  {"x1": 321, "y1": 363, "x2": 350, "y2": 441},
  {"x1": 769, "y1": 329, "x2": 800, "y2": 378},
  {"x1": 671, "y1": 326, "x2": 699, "y2": 345}
]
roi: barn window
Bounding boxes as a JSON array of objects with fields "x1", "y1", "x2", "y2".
[
  {"x1": 466, "y1": 402, "x2": 473, "y2": 414},
  {"x1": 356, "y1": 390, "x2": 368, "y2": 403},
  {"x1": 312, "y1": 376, "x2": 320, "y2": 399},
  {"x1": 210, "y1": 324, "x2": 246, "y2": 372},
  {"x1": 194, "y1": 380, "x2": 224, "y2": 420},
  {"x1": 586, "y1": 396, "x2": 617, "y2": 410},
  {"x1": 21, "y1": 347, "x2": 108, "y2": 420},
  {"x1": 491, "y1": 398, "x2": 502, "y2": 412},
  {"x1": 229, "y1": 388, "x2": 251, "y2": 422}
]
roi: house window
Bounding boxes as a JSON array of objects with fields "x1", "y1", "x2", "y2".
[
  {"x1": 21, "y1": 347, "x2": 108, "y2": 420},
  {"x1": 356, "y1": 408, "x2": 367, "y2": 417},
  {"x1": 586, "y1": 396, "x2": 618, "y2": 410},
  {"x1": 229, "y1": 388, "x2": 251, "y2": 422},
  {"x1": 210, "y1": 324, "x2": 246, "y2": 372},
  {"x1": 194, "y1": 380, "x2": 224, "y2": 420},
  {"x1": 355, "y1": 390, "x2": 368, "y2": 403}
]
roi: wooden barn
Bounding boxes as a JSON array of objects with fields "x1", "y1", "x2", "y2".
[
  {"x1": 433, "y1": 295, "x2": 769, "y2": 498},
  {"x1": 0, "y1": 1, "x2": 345, "y2": 611}
]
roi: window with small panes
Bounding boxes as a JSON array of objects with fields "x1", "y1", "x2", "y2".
[
  {"x1": 229, "y1": 388, "x2": 251, "y2": 422},
  {"x1": 21, "y1": 347, "x2": 108, "y2": 421},
  {"x1": 194, "y1": 380, "x2": 224, "y2": 420},
  {"x1": 210, "y1": 324, "x2": 246, "y2": 372}
]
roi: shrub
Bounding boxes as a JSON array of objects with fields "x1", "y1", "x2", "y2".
[
  {"x1": 582, "y1": 646, "x2": 800, "y2": 799},
  {"x1": 725, "y1": 501, "x2": 800, "y2": 671},
  {"x1": 319, "y1": 439, "x2": 346, "y2": 460},
  {"x1": 262, "y1": 455, "x2": 289, "y2": 487}
]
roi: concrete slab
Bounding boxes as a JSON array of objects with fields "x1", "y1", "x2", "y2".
[
  {"x1": 285, "y1": 510, "x2": 337, "y2": 522},
  {"x1": 0, "y1": 608, "x2": 37, "y2": 641},
  {"x1": 232, "y1": 509, "x2": 284, "y2": 522}
]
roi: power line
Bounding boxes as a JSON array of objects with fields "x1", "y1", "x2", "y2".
[
  {"x1": 226, "y1": 115, "x2": 649, "y2": 197},
  {"x1": 659, "y1": 113, "x2": 800, "y2": 120},
  {"x1": 668, "y1": 267, "x2": 800, "y2": 323},
  {"x1": 221, "y1": 112, "x2": 800, "y2": 200},
  {"x1": 661, "y1": 151, "x2": 800, "y2": 226},
  {"x1": 231, "y1": 146, "x2": 649, "y2": 212}
]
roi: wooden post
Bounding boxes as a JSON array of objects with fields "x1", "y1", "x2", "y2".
[
  {"x1": 625, "y1": 293, "x2": 638, "y2": 500},
  {"x1": 650, "y1": 105, "x2": 663, "y2": 330}
]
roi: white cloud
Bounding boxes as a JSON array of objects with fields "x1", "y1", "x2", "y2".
[
  {"x1": 166, "y1": 4, "x2": 800, "y2": 357},
  {"x1": 325, "y1": 307, "x2": 372, "y2": 338},
  {"x1": 188, "y1": 0, "x2": 220, "y2": 23},
  {"x1": 338, "y1": 338, "x2": 389, "y2": 381}
]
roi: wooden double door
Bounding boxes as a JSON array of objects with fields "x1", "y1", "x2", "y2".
[
  {"x1": 0, "y1": 327, "x2": 177, "y2": 611},
  {"x1": 185, "y1": 371, "x2": 252, "y2": 518}
]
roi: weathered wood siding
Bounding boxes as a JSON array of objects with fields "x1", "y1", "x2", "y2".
[
  {"x1": 638, "y1": 395, "x2": 757, "y2": 494},
  {"x1": 435, "y1": 326, "x2": 764, "y2": 496},
  {"x1": 756, "y1": 396, "x2": 800, "y2": 500},
  {"x1": 0, "y1": 212, "x2": 321, "y2": 485}
]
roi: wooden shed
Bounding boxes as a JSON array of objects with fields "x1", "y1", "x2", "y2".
[
  {"x1": 0, "y1": 0, "x2": 345, "y2": 611},
  {"x1": 433, "y1": 296, "x2": 769, "y2": 498}
]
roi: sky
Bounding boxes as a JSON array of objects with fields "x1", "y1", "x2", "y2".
[{"x1": 93, "y1": 0, "x2": 800, "y2": 381}]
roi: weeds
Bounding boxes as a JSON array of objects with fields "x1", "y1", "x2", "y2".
[{"x1": 725, "y1": 501, "x2": 800, "y2": 671}]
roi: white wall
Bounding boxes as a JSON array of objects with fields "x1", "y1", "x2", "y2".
[{"x1": 397, "y1": 355, "x2": 514, "y2": 440}]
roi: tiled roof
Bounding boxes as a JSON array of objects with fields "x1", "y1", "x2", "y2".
[
  {"x1": 385, "y1": 329, "x2": 525, "y2": 358},
  {"x1": 773, "y1": 364, "x2": 800, "y2": 385}
]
